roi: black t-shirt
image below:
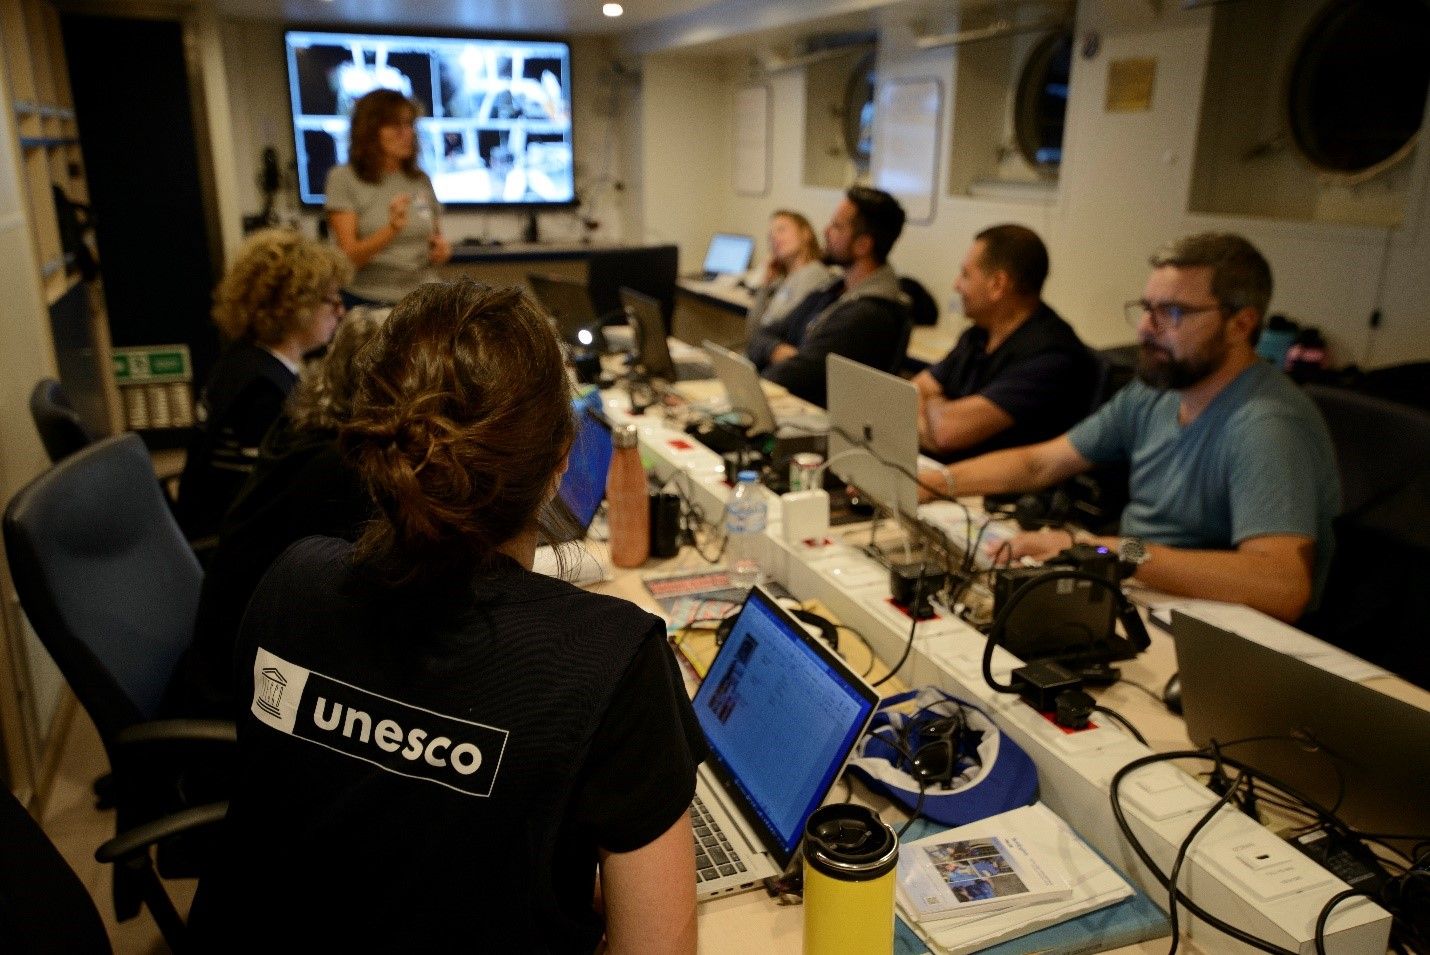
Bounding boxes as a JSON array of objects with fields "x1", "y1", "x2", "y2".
[
  {"x1": 925, "y1": 303, "x2": 1096, "y2": 462},
  {"x1": 175, "y1": 342, "x2": 297, "y2": 539},
  {"x1": 168, "y1": 420, "x2": 373, "y2": 719},
  {"x1": 190, "y1": 537, "x2": 705, "y2": 952}
]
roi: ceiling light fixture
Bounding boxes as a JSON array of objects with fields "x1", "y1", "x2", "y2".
[{"x1": 603, "y1": 2, "x2": 623, "y2": 15}]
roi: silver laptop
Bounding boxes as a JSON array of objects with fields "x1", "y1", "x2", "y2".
[
  {"x1": 620, "y1": 287, "x2": 713, "y2": 381},
  {"x1": 826, "y1": 354, "x2": 921, "y2": 520},
  {"x1": 697, "y1": 232, "x2": 754, "y2": 281},
  {"x1": 690, "y1": 585, "x2": 880, "y2": 900},
  {"x1": 1172, "y1": 611, "x2": 1430, "y2": 840},
  {"x1": 701, "y1": 340, "x2": 829, "y2": 438}
]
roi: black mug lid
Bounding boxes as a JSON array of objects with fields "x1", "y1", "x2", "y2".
[{"x1": 803, "y1": 804, "x2": 898, "y2": 880}]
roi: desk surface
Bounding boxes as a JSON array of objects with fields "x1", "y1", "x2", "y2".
[
  {"x1": 591, "y1": 378, "x2": 1423, "y2": 953},
  {"x1": 587, "y1": 545, "x2": 1195, "y2": 954}
]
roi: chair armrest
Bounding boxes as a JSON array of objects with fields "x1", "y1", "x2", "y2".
[
  {"x1": 115, "y1": 718, "x2": 237, "y2": 747},
  {"x1": 95, "y1": 800, "x2": 228, "y2": 864}
]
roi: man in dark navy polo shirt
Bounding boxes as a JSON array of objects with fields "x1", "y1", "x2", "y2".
[{"x1": 914, "y1": 225, "x2": 1096, "y2": 462}]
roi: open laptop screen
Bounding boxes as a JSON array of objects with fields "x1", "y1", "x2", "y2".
[
  {"x1": 693, "y1": 587, "x2": 878, "y2": 866},
  {"x1": 551, "y1": 392, "x2": 612, "y2": 541},
  {"x1": 702, "y1": 233, "x2": 754, "y2": 277}
]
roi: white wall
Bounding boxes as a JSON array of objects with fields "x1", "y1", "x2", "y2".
[{"x1": 635, "y1": 0, "x2": 1430, "y2": 368}]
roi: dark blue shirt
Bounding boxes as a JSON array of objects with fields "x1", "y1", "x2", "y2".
[{"x1": 926, "y1": 303, "x2": 1096, "y2": 461}]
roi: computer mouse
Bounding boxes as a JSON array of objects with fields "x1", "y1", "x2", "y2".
[{"x1": 1162, "y1": 672, "x2": 1183, "y2": 715}]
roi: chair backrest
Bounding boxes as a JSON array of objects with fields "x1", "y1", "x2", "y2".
[
  {"x1": 1304, "y1": 384, "x2": 1430, "y2": 519},
  {"x1": 29, "y1": 378, "x2": 95, "y2": 464},
  {"x1": 898, "y1": 276, "x2": 939, "y2": 327},
  {"x1": 3, "y1": 433, "x2": 203, "y2": 743},
  {"x1": 0, "y1": 788, "x2": 111, "y2": 954}
]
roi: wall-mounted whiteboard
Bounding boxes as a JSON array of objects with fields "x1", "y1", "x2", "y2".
[
  {"x1": 734, "y1": 84, "x2": 771, "y2": 197},
  {"x1": 871, "y1": 78, "x2": 943, "y2": 224}
]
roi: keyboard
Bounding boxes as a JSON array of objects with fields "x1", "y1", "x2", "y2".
[{"x1": 689, "y1": 794, "x2": 748, "y2": 883}]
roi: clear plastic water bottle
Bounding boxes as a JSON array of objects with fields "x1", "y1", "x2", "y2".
[{"x1": 725, "y1": 470, "x2": 767, "y2": 589}]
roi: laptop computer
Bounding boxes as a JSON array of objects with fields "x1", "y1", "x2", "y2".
[
  {"x1": 534, "y1": 393, "x2": 612, "y2": 585},
  {"x1": 702, "y1": 339, "x2": 829, "y2": 440},
  {"x1": 528, "y1": 273, "x2": 609, "y2": 352},
  {"x1": 697, "y1": 233, "x2": 755, "y2": 281},
  {"x1": 620, "y1": 287, "x2": 714, "y2": 382},
  {"x1": 826, "y1": 354, "x2": 922, "y2": 521},
  {"x1": 1171, "y1": 610, "x2": 1430, "y2": 840},
  {"x1": 689, "y1": 585, "x2": 880, "y2": 900}
]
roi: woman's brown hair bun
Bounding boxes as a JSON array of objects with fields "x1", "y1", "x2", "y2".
[{"x1": 341, "y1": 279, "x2": 574, "y2": 584}]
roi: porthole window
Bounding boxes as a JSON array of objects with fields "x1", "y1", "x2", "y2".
[
  {"x1": 1014, "y1": 30, "x2": 1072, "y2": 174},
  {"x1": 1287, "y1": 0, "x2": 1430, "y2": 178},
  {"x1": 842, "y1": 51, "x2": 876, "y2": 173}
]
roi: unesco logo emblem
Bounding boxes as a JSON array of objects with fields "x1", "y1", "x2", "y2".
[{"x1": 257, "y1": 666, "x2": 288, "y2": 718}]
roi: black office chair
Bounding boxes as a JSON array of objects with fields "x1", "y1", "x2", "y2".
[
  {"x1": 29, "y1": 378, "x2": 96, "y2": 463},
  {"x1": 0, "y1": 786, "x2": 224, "y2": 954},
  {"x1": 1304, "y1": 385, "x2": 1430, "y2": 688},
  {"x1": 899, "y1": 276, "x2": 939, "y2": 327},
  {"x1": 3, "y1": 433, "x2": 236, "y2": 926}
]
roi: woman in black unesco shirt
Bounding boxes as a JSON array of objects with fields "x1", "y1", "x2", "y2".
[{"x1": 191, "y1": 280, "x2": 703, "y2": 952}]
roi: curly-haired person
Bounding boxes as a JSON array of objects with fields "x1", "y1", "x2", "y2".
[
  {"x1": 175, "y1": 228, "x2": 351, "y2": 539},
  {"x1": 191, "y1": 280, "x2": 702, "y2": 952}
]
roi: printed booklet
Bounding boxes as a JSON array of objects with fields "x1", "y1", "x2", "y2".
[{"x1": 897, "y1": 816, "x2": 1071, "y2": 922}]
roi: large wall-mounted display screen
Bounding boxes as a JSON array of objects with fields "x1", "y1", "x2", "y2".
[{"x1": 285, "y1": 30, "x2": 575, "y2": 208}]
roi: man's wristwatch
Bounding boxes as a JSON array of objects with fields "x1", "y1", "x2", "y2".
[{"x1": 1117, "y1": 536, "x2": 1150, "y2": 577}]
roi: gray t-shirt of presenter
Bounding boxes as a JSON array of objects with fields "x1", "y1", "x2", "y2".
[{"x1": 325, "y1": 165, "x2": 440, "y2": 304}]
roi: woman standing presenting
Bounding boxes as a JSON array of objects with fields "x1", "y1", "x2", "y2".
[
  {"x1": 746, "y1": 209, "x2": 834, "y2": 333},
  {"x1": 326, "y1": 88, "x2": 453, "y2": 307},
  {"x1": 191, "y1": 280, "x2": 702, "y2": 952}
]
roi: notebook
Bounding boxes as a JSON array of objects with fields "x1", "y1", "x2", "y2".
[
  {"x1": 620, "y1": 286, "x2": 713, "y2": 382},
  {"x1": 689, "y1": 585, "x2": 880, "y2": 900},
  {"x1": 698, "y1": 232, "x2": 755, "y2": 280},
  {"x1": 702, "y1": 339, "x2": 830, "y2": 439}
]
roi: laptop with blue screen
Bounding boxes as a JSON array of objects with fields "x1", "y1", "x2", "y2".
[
  {"x1": 547, "y1": 391, "x2": 613, "y2": 544},
  {"x1": 690, "y1": 585, "x2": 880, "y2": 900}
]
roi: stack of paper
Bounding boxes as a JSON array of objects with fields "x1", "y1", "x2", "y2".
[{"x1": 896, "y1": 804, "x2": 1135, "y2": 955}]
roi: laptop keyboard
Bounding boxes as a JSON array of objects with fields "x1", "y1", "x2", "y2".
[{"x1": 689, "y1": 794, "x2": 747, "y2": 883}]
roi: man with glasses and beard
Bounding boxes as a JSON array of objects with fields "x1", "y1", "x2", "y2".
[{"x1": 917, "y1": 233, "x2": 1339, "y2": 624}]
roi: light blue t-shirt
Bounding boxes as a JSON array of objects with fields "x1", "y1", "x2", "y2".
[{"x1": 1067, "y1": 362, "x2": 1340, "y2": 603}]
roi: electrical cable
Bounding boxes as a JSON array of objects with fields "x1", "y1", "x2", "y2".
[
  {"x1": 872, "y1": 561, "x2": 927, "y2": 689},
  {"x1": 980, "y1": 568, "x2": 1129, "y2": 694},
  {"x1": 1111, "y1": 749, "x2": 1369, "y2": 955},
  {"x1": 1164, "y1": 770, "x2": 1248, "y2": 954},
  {"x1": 1090, "y1": 703, "x2": 1147, "y2": 745}
]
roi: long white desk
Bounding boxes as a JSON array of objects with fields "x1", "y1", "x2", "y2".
[{"x1": 592, "y1": 380, "x2": 1400, "y2": 954}]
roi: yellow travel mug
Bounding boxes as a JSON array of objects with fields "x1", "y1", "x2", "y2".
[{"x1": 802, "y1": 804, "x2": 899, "y2": 954}]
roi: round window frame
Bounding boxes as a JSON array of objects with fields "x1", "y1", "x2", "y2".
[
  {"x1": 1013, "y1": 29, "x2": 1074, "y2": 178},
  {"x1": 842, "y1": 51, "x2": 877, "y2": 174},
  {"x1": 1284, "y1": 0, "x2": 1430, "y2": 186}
]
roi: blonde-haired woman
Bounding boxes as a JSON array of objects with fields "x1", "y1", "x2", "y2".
[
  {"x1": 747, "y1": 209, "x2": 835, "y2": 333},
  {"x1": 175, "y1": 227, "x2": 350, "y2": 539},
  {"x1": 326, "y1": 88, "x2": 452, "y2": 306}
]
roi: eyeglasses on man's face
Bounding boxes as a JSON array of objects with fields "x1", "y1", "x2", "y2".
[{"x1": 1124, "y1": 299, "x2": 1226, "y2": 332}]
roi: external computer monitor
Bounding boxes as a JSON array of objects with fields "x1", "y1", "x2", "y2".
[{"x1": 284, "y1": 29, "x2": 575, "y2": 208}]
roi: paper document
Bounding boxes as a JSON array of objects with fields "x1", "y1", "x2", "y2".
[{"x1": 1132, "y1": 592, "x2": 1389, "y2": 682}]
